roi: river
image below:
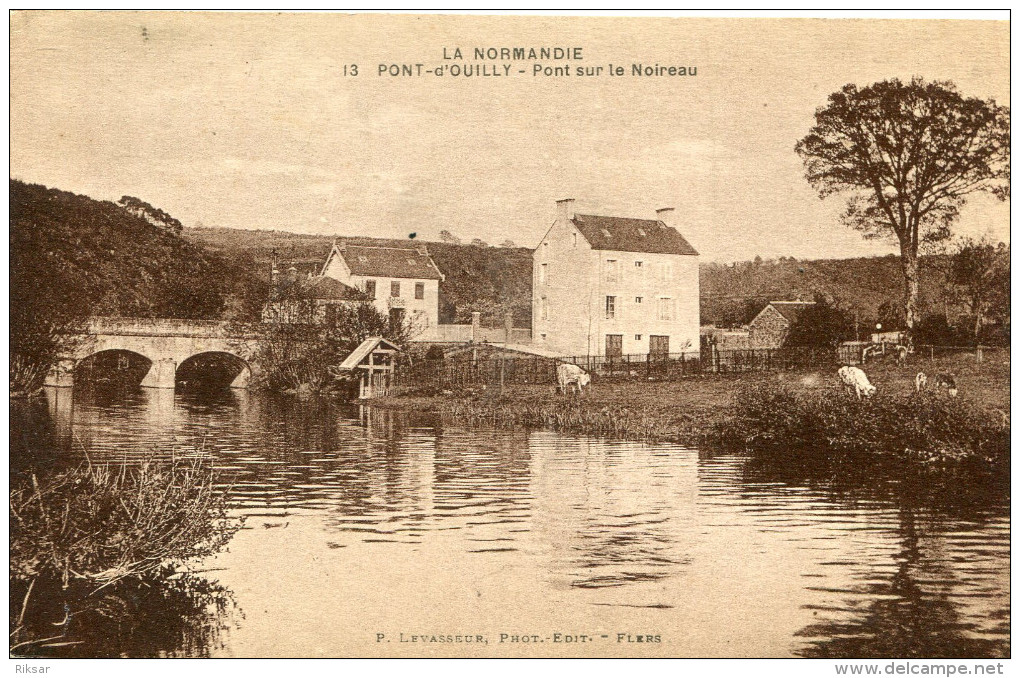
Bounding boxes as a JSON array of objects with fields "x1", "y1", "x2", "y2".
[{"x1": 10, "y1": 387, "x2": 1010, "y2": 658}]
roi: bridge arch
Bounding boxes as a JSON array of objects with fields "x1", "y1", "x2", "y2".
[
  {"x1": 175, "y1": 351, "x2": 252, "y2": 391},
  {"x1": 44, "y1": 316, "x2": 260, "y2": 390},
  {"x1": 73, "y1": 349, "x2": 153, "y2": 388}
]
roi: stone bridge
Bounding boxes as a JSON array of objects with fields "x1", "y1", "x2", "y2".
[{"x1": 45, "y1": 317, "x2": 260, "y2": 389}]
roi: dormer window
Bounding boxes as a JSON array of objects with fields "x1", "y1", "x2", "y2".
[
  {"x1": 637, "y1": 228, "x2": 647, "y2": 237},
  {"x1": 407, "y1": 258, "x2": 416, "y2": 266},
  {"x1": 601, "y1": 228, "x2": 611, "y2": 238},
  {"x1": 358, "y1": 256, "x2": 368, "y2": 263}
]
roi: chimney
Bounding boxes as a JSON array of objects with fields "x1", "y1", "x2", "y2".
[
  {"x1": 556, "y1": 198, "x2": 575, "y2": 225},
  {"x1": 656, "y1": 207, "x2": 676, "y2": 228}
]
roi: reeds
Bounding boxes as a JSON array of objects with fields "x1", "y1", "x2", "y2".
[
  {"x1": 442, "y1": 397, "x2": 710, "y2": 445},
  {"x1": 10, "y1": 458, "x2": 242, "y2": 655}
]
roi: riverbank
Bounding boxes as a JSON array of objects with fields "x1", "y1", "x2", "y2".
[
  {"x1": 10, "y1": 459, "x2": 241, "y2": 657},
  {"x1": 374, "y1": 354, "x2": 1010, "y2": 474}
]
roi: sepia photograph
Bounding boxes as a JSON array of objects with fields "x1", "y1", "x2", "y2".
[{"x1": 8, "y1": 11, "x2": 1010, "y2": 664}]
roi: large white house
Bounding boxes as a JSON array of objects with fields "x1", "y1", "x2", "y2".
[
  {"x1": 532, "y1": 199, "x2": 700, "y2": 359},
  {"x1": 321, "y1": 240, "x2": 444, "y2": 340}
]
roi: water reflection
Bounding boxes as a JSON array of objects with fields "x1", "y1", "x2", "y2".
[{"x1": 10, "y1": 386, "x2": 1009, "y2": 658}]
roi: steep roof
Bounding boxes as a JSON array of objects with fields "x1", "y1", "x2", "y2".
[
  {"x1": 572, "y1": 214, "x2": 698, "y2": 256},
  {"x1": 764, "y1": 301, "x2": 815, "y2": 324},
  {"x1": 338, "y1": 336, "x2": 402, "y2": 370},
  {"x1": 332, "y1": 243, "x2": 444, "y2": 280},
  {"x1": 275, "y1": 275, "x2": 368, "y2": 301}
]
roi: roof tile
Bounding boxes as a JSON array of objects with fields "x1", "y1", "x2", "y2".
[{"x1": 572, "y1": 214, "x2": 698, "y2": 255}]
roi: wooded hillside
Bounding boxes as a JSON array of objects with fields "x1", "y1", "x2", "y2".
[{"x1": 11, "y1": 180, "x2": 267, "y2": 322}]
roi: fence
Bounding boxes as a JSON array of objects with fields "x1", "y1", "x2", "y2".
[{"x1": 394, "y1": 345, "x2": 837, "y2": 391}]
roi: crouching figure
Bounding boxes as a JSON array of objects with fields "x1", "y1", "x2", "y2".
[{"x1": 837, "y1": 366, "x2": 876, "y2": 400}]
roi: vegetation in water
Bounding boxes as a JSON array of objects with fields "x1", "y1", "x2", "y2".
[{"x1": 9, "y1": 459, "x2": 242, "y2": 657}]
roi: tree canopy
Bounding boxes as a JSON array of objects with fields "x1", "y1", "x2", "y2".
[
  {"x1": 948, "y1": 237, "x2": 1009, "y2": 341},
  {"x1": 796, "y1": 78, "x2": 1009, "y2": 339}
]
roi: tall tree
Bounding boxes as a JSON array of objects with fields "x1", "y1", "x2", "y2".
[
  {"x1": 795, "y1": 78, "x2": 1009, "y2": 343},
  {"x1": 948, "y1": 237, "x2": 1009, "y2": 342}
]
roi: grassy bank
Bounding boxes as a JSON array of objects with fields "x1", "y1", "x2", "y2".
[
  {"x1": 375, "y1": 352, "x2": 1009, "y2": 472},
  {"x1": 10, "y1": 459, "x2": 242, "y2": 657}
]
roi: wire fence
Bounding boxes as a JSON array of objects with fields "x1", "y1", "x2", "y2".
[
  {"x1": 393, "y1": 343, "x2": 1008, "y2": 391},
  {"x1": 395, "y1": 346, "x2": 835, "y2": 391}
]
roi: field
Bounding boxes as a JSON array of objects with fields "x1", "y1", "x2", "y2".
[{"x1": 377, "y1": 348, "x2": 1010, "y2": 446}]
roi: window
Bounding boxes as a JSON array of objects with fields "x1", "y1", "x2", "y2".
[
  {"x1": 540, "y1": 333, "x2": 547, "y2": 341},
  {"x1": 660, "y1": 262, "x2": 674, "y2": 282},
  {"x1": 540, "y1": 263, "x2": 548, "y2": 285},
  {"x1": 572, "y1": 232, "x2": 577, "y2": 248},
  {"x1": 657, "y1": 297, "x2": 674, "y2": 321},
  {"x1": 635, "y1": 261, "x2": 643, "y2": 268},
  {"x1": 605, "y1": 295, "x2": 616, "y2": 319},
  {"x1": 540, "y1": 296, "x2": 549, "y2": 321},
  {"x1": 635, "y1": 296, "x2": 643, "y2": 304},
  {"x1": 364, "y1": 280, "x2": 376, "y2": 299},
  {"x1": 415, "y1": 282, "x2": 425, "y2": 299},
  {"x1": 391, "y1": 281, "x2": 401, "y2": 298},
  {"x1": 605, "y1": 259, "x2": 619, "y2": 283},
  {"x1": 635, "y1": 334, "x2": 642, "y2": 341}
]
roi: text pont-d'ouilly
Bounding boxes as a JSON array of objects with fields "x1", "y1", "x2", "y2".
[{"x1": 367, "y1": 63, "x2": 697, "y2": 78}]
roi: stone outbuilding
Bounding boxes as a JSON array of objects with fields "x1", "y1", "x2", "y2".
[{"x1": 747, "y1": 301, "x2": 815, "y2": 349}]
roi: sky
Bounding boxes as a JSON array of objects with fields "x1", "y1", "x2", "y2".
[{"x1": 10, "y1": 12, "x2": 1010, "y2": 263}]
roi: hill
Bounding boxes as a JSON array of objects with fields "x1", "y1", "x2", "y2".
[
  {"x1": 11, "y1": 179, "x2": 268, "y2": 323},
  {"x1": 186, "y1": 227, "x2": 534, "y2": 328},
  {"x1": 700, "y1": 255, "x2": 953, "y2": 329}
]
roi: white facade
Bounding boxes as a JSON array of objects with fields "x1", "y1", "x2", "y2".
[
  {"x1": 321, "y1": 247, "x2": 442, "y2": 341},
  {"x1": 532, "y1": 201, "x2": 700, "y2": 359}
]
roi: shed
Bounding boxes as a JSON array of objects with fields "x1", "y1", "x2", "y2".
[{"x1": 337, "y1": 336, "x2": 401, "y2": 399}]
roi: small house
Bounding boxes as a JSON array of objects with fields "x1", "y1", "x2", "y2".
[
  {"x1": 747, "y1": 301, "x2": 815, "y2": 349},
  {"x1": 263, "y1": 269, "x2": 369, "y2": 325},
  {"x1": 321, "y1": 240, "x2": 444, "y2": 340}
]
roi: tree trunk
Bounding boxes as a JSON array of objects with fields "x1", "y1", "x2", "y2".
[{"x1": 901, "y1": 248, "x2": 920, "y2": 348}]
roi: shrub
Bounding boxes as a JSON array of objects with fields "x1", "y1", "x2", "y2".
[
  {"x1": 729, "y1": 380, "x2": 1009, "y2": 470},
  {"x1": 10, "y1": 459, "x2": 241, "y2": 655}
]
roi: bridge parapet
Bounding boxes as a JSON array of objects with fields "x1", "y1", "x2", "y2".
[{"x1": 87, "y1": 316, "x2": 242, "y2": 338}]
